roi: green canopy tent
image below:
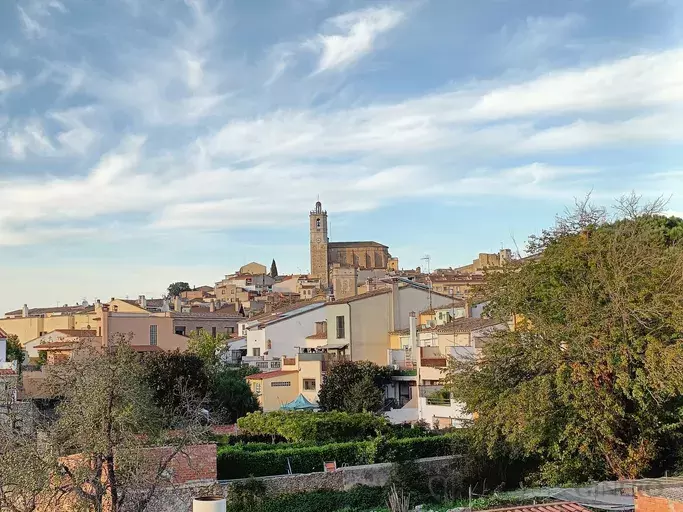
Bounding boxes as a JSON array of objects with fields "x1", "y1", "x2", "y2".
[{"x1": 280, "y1": 393, "x2": 318, "y2": 411}]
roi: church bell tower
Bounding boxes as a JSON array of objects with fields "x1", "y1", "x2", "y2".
[{"x1": 310, "y1": 201, "x2": 329, "y2": 288}]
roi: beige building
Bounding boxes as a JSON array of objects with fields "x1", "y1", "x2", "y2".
[
  {"x1": 450, "y1": 249, "x2": 512, "y2": 274},
  {"x1": 1, "y1": 304, "x2": 100, "y2": 345},
  {"x1": 309, "y1": 201, "x2": 394, "y2": 288},
  {"x1": 180, "y1": 286, "x2": 215, "y2": 301},
  {"x1": 239, "y1": 262, "x2": 268, "y2": 275},
  {"x1": 246, "y1": 370, "x2": 299, "y2": 412}
]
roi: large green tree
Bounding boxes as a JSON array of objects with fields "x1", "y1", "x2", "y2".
[
  {"x1": 166, "y1": 281, "x2": 191, "y2": 298},
  {"x1": 446, "y1": 196, "x2": 683, "y2": 483},
  {"x1": 5, "y1": 334, "x2": 24, "y2": 368},
  {"x1": 318, "y1": 360, "x2": 392, "y2": 413}
]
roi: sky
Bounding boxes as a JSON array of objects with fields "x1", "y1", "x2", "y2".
[{"x1": 1, "y1": 0, "x2": 682, "y2": 314}]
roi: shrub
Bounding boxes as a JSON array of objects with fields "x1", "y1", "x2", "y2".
[
  {"x1": 226, "y1": 486, "x2": 385, "y2": 512},
  {"x1": 217, "y1": 433, "x2": 467, "y2": 479},
  {"x1": 237, "y1": 410, "x2": 389, "y2": 443}
]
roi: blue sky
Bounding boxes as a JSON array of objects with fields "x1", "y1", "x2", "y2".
[{"x1": 1, "y1": 0, "x2": 682, "y2": 314}]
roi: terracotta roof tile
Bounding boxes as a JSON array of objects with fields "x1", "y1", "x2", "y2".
[
  {"x1": 0, "y1": 328, "x2": 7, "y2": 338},
  {"x1": 328, "y1": 241, "x2": 388, "y2": 248},
  {"x1": 53, "y1": 329, "x2": 97, "y2": 337},
  {"x1": 0, "y1": 369, "x2": 17, "y2": 376},
  {"x1": 483, "y1": 502, "x2": 591, "y2": 512},
  {"x1": 420, "y1": 301, "x2": 466, "y2": 315},
  {"x1": 305, "y1": 332, "x2": 328, "y2": 340},
  {"x1": 246, "y1": 370, "x2": 298, "y2": 380},
  {"x1": 34, "y1": 341, "x2": 80, "y2": 350},
  {"x1": 130, "y1": 345, "x2": 164, "y2": 352},
  {"x1": 5, "y1": 305, "x2": 95, "y2": 317}
]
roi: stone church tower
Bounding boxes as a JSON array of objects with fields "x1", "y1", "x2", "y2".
[{"x1": 310, "y1": 201, "x2": 329, "y2": 287}]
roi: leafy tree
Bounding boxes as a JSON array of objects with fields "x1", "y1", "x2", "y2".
[
  {"x1": 446, "y1": 196, "x2": 683, "y2": 483},
  {"x1": 209, "y1": 367, "x2": 260, "y2": 423},
  {"x1": 6, "y1": 334, "x2": 24, "y2": 368},
  {"x1": 43, "y1": 338, "x2": 209, "y2": 511},
  {"x1": 140, "y1": 350, "x2": 209, "y2": 415},
  {"x1": 187, "y1": 330, "x2": 228, "y2": 369},
  {"x1": 167, "y1": 281, "x2": 191, "y2": 298},
  {"x1": 270, "y1": 259, "x2": 279, "y2": 278},
  {"x1": 318, "y1": 360, "x2": 392, "y2": 413}
]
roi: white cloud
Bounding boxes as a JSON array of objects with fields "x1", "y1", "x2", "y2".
[
  {"x1": 0, "y1": 70, "x2": 23, "y2": 94},
  {"x1": 18, "y1": 7, "x2": 46, "y2": 38},
  {"x1": 306, "y1": 6, "x2": 406, "y2": 73},
  {"x1": 502, "y1": 13, "x2": 583, "y2": 62}
]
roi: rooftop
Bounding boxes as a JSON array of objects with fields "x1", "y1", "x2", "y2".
[
  {"x1": 5, "y1": 304, "x2": 95, "y2": 317},
  {"x1": 483, "y1": 503, "x2": 591, "y2": 512},
  {"x1": 328, "y1": 241, "x2": 388, "y2": 249},
  {"x1": 305, "y1": 332, "x2": 328, "y2": 340},
  {"x1": 246, "y1": 370, "x2": 299, "y2": 380},
  {"x1": 420, "y1": 300, "x2": 466, "y2": 315},
  {"x1": 0, "y1": 368, "x2": 17, "y2": 376},
  {"x1": 53, "y1": 329, "x2": 97, "y2": 337},
  {"x1": 434, "y1": 317, "x2": 505, "y2": 333},
  {"x1": 333, "y1": 288, "x2": 391, "y2": 304},
  {"x1": 0, "y1": 327, "x2": 7, "y2": 338}
]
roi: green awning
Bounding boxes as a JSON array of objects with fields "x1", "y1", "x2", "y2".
[{"x1": 280, "y1": 394, "x2": 318, "y2": 410}]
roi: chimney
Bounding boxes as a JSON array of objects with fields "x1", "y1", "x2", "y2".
[
  {"x1": 390, "y1": 278, "x2": 400, "y2": 331},
  {"x1": 209, "y1": 300, "x2": 216, "y2": 313},
  {"x1": 22, "y1": 304, "x2": 29, "y2": 318},
  {"x1": 138, "y1": 295, "x2": 147, "y2": 309},
  {"x1": 174, "y1": 296, "x2": 181, "y2": 312},
  {"x1": 465, "y1": 300, "x2": 472, "y2": 318},
  {"x1": 101, "y1": 304, "x2": 110, "y2": 347}
]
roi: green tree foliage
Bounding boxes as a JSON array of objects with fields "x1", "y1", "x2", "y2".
[
  {"x1": 187, "y1": 330, "x2": 228, "y2": 369},
  {"x1": 270, "y1": 259, "x2": 279, "y2": 278},
  {"x1": 446, "y1": 196, "x2": 683, "y2": 483},
  {"x1": 140, "y1": 350, "x2": 209, "y2": 414},
  {"x1": 210, "y1": 367, "x2": 260, "y2": 424},
  {"x1": 5, "y1": 334, "x2": 24, "y2": 367},
  {"x1": 237, "y1": 410, "x2": 389, "y2": 443},
  {"x1": 167, "y1": 281, "x2": 191, "y2": 298},
  {"x1": 318, "y1": 360, "x2": 393, "y2": 413}
]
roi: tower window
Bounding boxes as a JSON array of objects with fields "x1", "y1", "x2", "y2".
[{"x1": 316, "y1": 218, "x2": 321, "y2": 228}]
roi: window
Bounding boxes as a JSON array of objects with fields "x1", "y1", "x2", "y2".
[
  {"x1": 336, "y1": 315, "x2": 345, "y2": 339},
  {"x1": 254, "y1": 382, "x2": 261, "y2": 394},
  {"x1": 438, "y1": 312, "x2": 443, "y2": 320},
  {"x1": 211, "y1": 327, "x2": 217, "y2": 337},
  {"x1": 303, "y1": 379, "x2": 316, "y2": 391},
  {"x1": 267, "y1": 339, "x2": 272, "y2": 350},
  {"x1": 253, "y1": 348, "x2": 260, "y2": 357},
  {"x1": 256, "y1": 362, "x2": 268, "y2": 369},
  {"x1": 316, "y1": 218, "x2": 321, "y2": 228},
  {"x1": 150, "y1": 325, "x2": 158, "y2": 346},
  {"x1": 271, "y1": 381, "x2": 291, "y2": 387},
  {"x1": 196, "y1": 327, "x2": 202, "y2": 334},
  {"x1": 175, "y1": 326, "x2": 186, "y2": 336},
  {"x1": 227, "y1": 326, "x2": 235, "y2": 334}
]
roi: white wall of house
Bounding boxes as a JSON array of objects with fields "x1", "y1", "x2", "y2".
[
  {"x1": 397, "y1": 287, "x2": 452, "y2": 330},
  {"x1": 246, "y1": 306, "x2": 327, "y2": 359},
  {"x1": 419, "y1": 398, "x2": 471, "y2": 428}
]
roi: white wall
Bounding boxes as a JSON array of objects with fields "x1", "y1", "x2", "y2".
[
  {"x1": 0, "y1": 336, "x2": 6, "y2": 363},
  {"x1": 247, "y1": 306, "x2": 327, "y2": 358},
  {"x1": 419, "y1": 398, "x2": 471, "y2": 428},
  {"x1": 397, "y1": 287, "x2": 452, "y2": 330}
]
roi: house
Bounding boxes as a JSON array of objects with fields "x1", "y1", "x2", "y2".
[
  {"x1": 180, "y1": 286, "x2": 215, "y2": 300},
  {"x1": 322, "y1": 278, "x2": 454, "y2": 365},
  {"x1": 428, "y1": 273, "x2": 487, "y2": 298},
  {"x1": 418, "y1": 300, "x2": 468, "y2": 327},
  {"x1": 244, "y1": 301, "x2": 328, "y2": 362},
  {"x1": 239, "y1": 262, "x2": 268, "y2": 275},
  {"x1": 24, "y1": 329, "x2": 97, "y2": 359},
  {"x1": 246, "y1": 370, "x2": 300, "y2": 412},
  {"x1": 0, "y1": 303, "x2": 99, "y2": 345}
]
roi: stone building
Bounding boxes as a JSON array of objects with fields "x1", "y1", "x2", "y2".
[{"x1": 309, "y1": 201, "x2": 393, "y2": 289}]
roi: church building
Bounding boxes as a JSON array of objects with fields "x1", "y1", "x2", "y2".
[{"x1": 309, "y1": 201, "x2": 394, "y2": 288}]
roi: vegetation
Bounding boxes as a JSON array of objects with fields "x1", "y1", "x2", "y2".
[
  {"x1": 217, "y1": 434, "x2": 464, "y2": 479},
  {"x1": 318, "y1": 360, "x2": 393, "y2": 413},
  {"x1": 270, "y1": 259, "x2": 279, "y2": 278},
  {"x1": 166, "y1": 281, "x2": 191, "y2": 298},
  {"x1": 141, "y1": 349, "x2": 209, "y2": 414},
  {"x1": 5, "y1": 334, "x2": 24, "y2": 368},
  {"x1": 0, "y1": 338, "x2": 210, "y2": 512},
  {"x1": 187, "y1": 329, "x2": 229, "y2": 368},
  {"x1": 237, "y1": 410, "x2": 390, "y2": 443},
  {"x1": 210, "y1": 366, "x2": 260, "y2": 423},
  {"x1": 447, "y1": 195, "x2": 683, "y2": 483}
]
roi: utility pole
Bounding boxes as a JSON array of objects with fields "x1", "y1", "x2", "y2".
[{"x1": 421, "y1": 254, "x2": 432, "y2": 310}]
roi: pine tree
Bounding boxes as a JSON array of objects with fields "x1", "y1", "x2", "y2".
[{"x1": 270, "y1": 259, "x2": 279, "y2": 278}]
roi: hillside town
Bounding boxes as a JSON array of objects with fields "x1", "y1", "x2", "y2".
[{"x1": 3, "y1": 198, "x2": 683, "y2": 512}]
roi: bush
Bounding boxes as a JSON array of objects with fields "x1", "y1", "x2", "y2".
[
  {"x1": 217, "y1": 433, "x2": 468, "y2": 479},
  {"x1": 226, "y1": 486, "x2": 385, "y2": 512},
  {"x1": 237, "y1": 410, "x2": 389, "y2": 443}
]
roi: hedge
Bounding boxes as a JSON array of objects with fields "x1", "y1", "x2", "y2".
[
  {"x1": 217, "y1": 433, "x2": 468, "y2": 479},
  {"x1": 236, "y1": 410, "x2": 389, "y2": 443}
]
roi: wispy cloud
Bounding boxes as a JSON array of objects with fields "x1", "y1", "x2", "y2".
[
  {"x1": 305, "y1": 6, "x2": 406, "y2": 73},
  {"x1": 0, "y1": 70, "x2": 23, "y2": 94}
]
